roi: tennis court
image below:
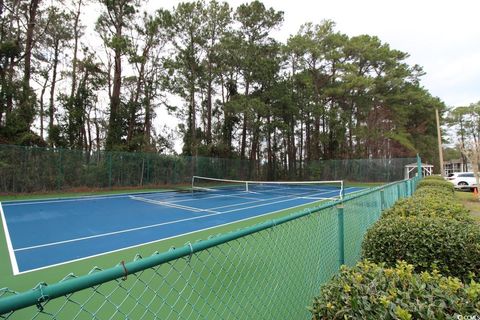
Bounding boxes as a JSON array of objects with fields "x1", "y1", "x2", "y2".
[{"x1": 1, "y1": 177, "x2": 362, "y2": 275}]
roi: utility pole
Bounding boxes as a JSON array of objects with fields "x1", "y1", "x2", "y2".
[{"x1": 435, "y1": 108, "x2": 444, "y2": 176}]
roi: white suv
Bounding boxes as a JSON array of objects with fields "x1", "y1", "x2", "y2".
[{"x1": 446, "y1": 172, "x2": 478, "y2": 189}]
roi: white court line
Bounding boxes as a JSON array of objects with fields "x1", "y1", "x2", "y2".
[
  {"x1": 14, "y1": 191, "x2": 338, "y2": 253},
  {"x1": 11, "y1": 186, "x2": 360, "y2": 275},
  {"x1": 12, "y1": 192, "x2": 337, "y2": 275},
  {"x1": 14, "y1": 209, "x2": 224, "y2": 252},
  {"x1": 129, "y1": 196, "x2": 218, "y2": 213},
  {"x1": 151, "y1": 191, "x2": 262, "y2": 204},
  {"x1": 2, "y1": 193, "x2": 147, "y2": 206},
  {"x1": 1, "y1": 190, "x2": 202, "y2": 207},
  {"x1": 0, "y1": 202, "x2": 20, "y2": 275}
]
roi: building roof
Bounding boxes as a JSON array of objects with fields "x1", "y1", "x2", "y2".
[{"x1": 405, "y1": 163, "x2": 434, "y2": 168}]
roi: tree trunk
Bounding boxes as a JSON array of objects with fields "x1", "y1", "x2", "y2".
[
  {"x1": 70, "y1": 0, "x2": 82, "y2": 99},
  {"x1": 23, "y1": 0, "x2": 41, "y2": 88},
  {"x1": 107, "y1": 44, "x2": 122, "y2": 149},
  {"x1": 206, "y1": 70, "x2": 213, "y2": 145},
  {"x1": 86, "y1": 107, "x2": 92, "y2": 153},
  {"x1": 206, "y1": 80, "x2": 212, "y2": 145},
  {"x1": 18, "y1": 0, "x2": 41, "y2": 132},
  {"x1": 313, "y1": 115, "x2": 320, "y2": 160},
  {"x1": 5, "y1": 57, "x2": 14, "y2": 118},
  {"x1": 266, "y1": 114, "x2": 273, "y2": 180},
  {"x1": 190, "y1": 81, "x2": 196, "y2": 156},
  {"x1": 240, "y1": 81, "x2": 249, "y2": 160},
  {"x1": 305, "y1": 116, "x2": 311, "y2": 162},
  {"x1": 288, "y1": 117, "x2": 296, "y2": 177},
  {"x1": 144, "y1": 84, "x2": 151, "y2": 147},
  {"x1": 39, "y1": 75, "x2": 49, "y2": 139},
  {"x1": 49, "y1": 39, "x2": 60, "y2": 137},
  {"x1": 94, "y1": 108, "x2": 101, "y2": 151},
  {"x1": 127, "y1": 47, "x2": 147, "y2": 148},
  {"x1": 299, "y1": 118, "x2": 304, "y2": 178},
  {"x1": 249, "y1": 116, "x2": 260, "y2": 179}
]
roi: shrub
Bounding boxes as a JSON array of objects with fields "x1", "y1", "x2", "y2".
[
  {"x1": 381, "y1": 193, "x2": 472, "y2": 221},
  {"x1": 413, "y1": 185, "x2": 454, "y2": 198},
  {"x1": 310, "y1": 260, "x2": 480, "y2": 320},
  {"x1": 417, "y1": 179, "x2": 455, "y2": 193},
  {"x1": 423, "y1": 175, "x2": 447, "y2": 181},
  {"x1": 362, "y1": 216, "x2": 480, "y2": 281}
]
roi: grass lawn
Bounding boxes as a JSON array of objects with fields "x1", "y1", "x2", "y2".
[{"x1": 455, "y1": 190, "x2": 480, "y2": 222}]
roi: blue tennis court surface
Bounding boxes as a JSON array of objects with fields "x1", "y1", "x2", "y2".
[{"x1": 1, "y1": 184, "x2": 363, "y2": 274}]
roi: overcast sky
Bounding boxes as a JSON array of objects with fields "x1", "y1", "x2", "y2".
[
  {"x1": 81, "y1": 0, "x2": 478, "y2": 150},
  {"x1": 152, "y1": 0, "x2": 479, "y2": 107}
]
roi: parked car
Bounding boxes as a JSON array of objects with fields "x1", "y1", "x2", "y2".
[{"x1": 446, "y1": 172, "x2": 478, "y2": 189}]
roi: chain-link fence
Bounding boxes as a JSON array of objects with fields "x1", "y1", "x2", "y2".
[
  {"x1": 0, "y1": 144, "x2": 416, "y2": 193},
  {"x1": 0, "y1": 175, "x2": 420, "y2": 319}
]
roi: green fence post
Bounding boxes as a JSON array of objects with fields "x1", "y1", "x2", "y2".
[
  {"x1": 146, "y1": 156, "x2": 150, "y2": 185},
  {"x1": 337, "y1": 204, "x2": 345, "y2": 267},
  {"x1": 417, "y1": 153, "x2": 422, "y2": 178},
  {"x1": 108, "y1": 153, "x2": 112, "y2": 189},
  {"x1": 57, "y1": 149, "x2": 63, "y2": 191},
  {"x1": 397, "y1": 184, "x2": 401, "y2": 200},
  {"x1": 380, "y1": 189, "x2": 385, "y2": 210}
]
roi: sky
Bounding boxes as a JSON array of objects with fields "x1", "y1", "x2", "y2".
[{"x1": 153, "y1": 0, "x2": 480, "y2": 108}]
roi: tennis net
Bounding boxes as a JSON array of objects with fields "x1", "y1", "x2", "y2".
[{"x1": 191, "y1": 176, "x2": 345, "y2": 200}]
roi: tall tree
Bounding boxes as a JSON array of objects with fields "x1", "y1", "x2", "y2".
[
  {"x1": 233, "y1": 0, "x2": 283, "y2": 160},
  {"x1": 125, "y1": 9, "x2": 171, "y2": 151},
  {"x1": 18, "y1": 0, "x2": 41, "y2": 137},
  {"x1": 96, "y1": 0, "x2": 139, "y2": 150},
  {"x1": 38, "y1": 7, "x2": 74, "y2": 144},
  {"x1": 0, "y1": 0, "x2": 23, "y2": 131},
  {"x1": 200, "y1": 0, "x2": 231, "y2": 149},
  {"x1": 448, "y1": 102, "x2": 480, "y2": 172},
  {"x1": 165, "y1": 0, "x2": 206, "y2": 156},
  {"x1": 0, "y1": 0, "x2": 43, "y2": 144}
]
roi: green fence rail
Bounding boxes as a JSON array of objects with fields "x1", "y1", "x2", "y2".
[
  {"x1": 0, "y1": 144, "x2": 416, "y2": 193},
  {"x1": 0, "y1": 174, "x2": 421, "y2": 319}
]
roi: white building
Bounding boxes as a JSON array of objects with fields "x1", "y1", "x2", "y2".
[{"x1": 443, "y1": 159, "x2": 471, "y2": 176}]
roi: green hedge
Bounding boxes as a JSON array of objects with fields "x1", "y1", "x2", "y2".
[
  {"x1": 382, "y1": 178, "x2": 470, "y2": 221},
  {"x1": 362, "y1": 216, "x2": 480, "y2": 281},
  {"x1": 310, "y1": 260, "x2": 480, "y2": 320},
  {"x1": 416, "y1": 179, "x2": 455, "y2": 192},
  {"x1": 310, "y1": 181, "x2": 480, "y2": 317},
  {"x1": 381, "y1": 194, "x2": 472, "y2": 221},
  {"x1": 422, "y1": 175, "x2": 447, "y2": 181},
  {"x1": 413, "y1": 185, "x2": 454, "y2": 198}
]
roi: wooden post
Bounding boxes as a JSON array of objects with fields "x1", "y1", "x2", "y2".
[{"x1": 435, "y1": 108, "x2": 444, "y2": 176}]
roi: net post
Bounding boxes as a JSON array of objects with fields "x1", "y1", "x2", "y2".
[
  {"x1": 337, "y1": 204, "x2": 345, "y2": 267},
  {"x1": 340, "y1": 180, "x2": 345, "y2": 200},
  {"x1": 246, "y1": 181, "x2": 249, "y2": 192}
]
